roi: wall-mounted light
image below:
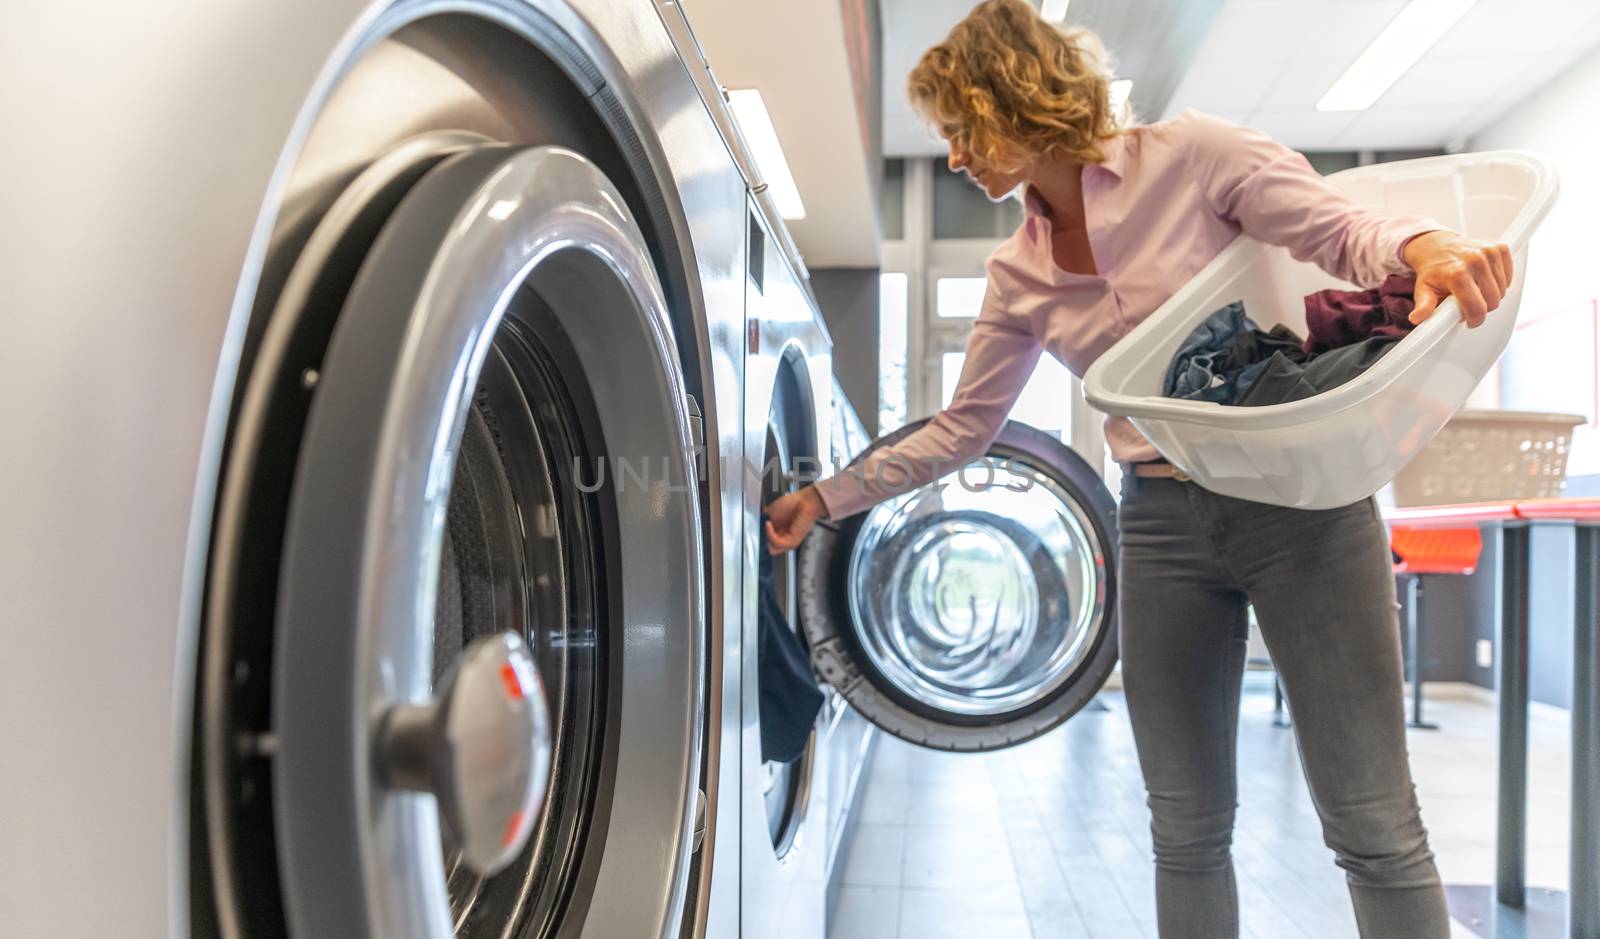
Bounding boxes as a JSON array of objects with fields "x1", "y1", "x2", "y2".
[
  {"x1": 1040, "y1": 0, "x2": 1070, "y2": 22},
  {"x1": 727, "y1": 88, "x2": 807, "y2": 220},
  {"x1": 1317, "y1": 0, "x2": 1476, "y2": 111}
]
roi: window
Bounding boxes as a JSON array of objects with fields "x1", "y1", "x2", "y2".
[
  {"x1": 880, "y1": 158, "x2": 906, "y2": 242},
  {"x1": 935, "y1": 277, "x2": 987, "y2": 319},
  {"x1": 878, "y1": 272, "x2": 909, "y2": 434},
  {"x1": 1102, "y1": 451, "x2": 1123, "y2": 503},
  {"x1": 940, "y1": 351, "x2": 1074, "y2": 439}
]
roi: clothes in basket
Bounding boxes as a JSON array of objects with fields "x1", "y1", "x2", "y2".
[
  {"x1": 1163, "y1": 302, "x2": 1307, "y2": 403},
  {"x1": 1235, "y1": 335, "x2": 1400, "y2": 406},
  {"x1": 1164, "y1": 280, "x2": 1419, "y2": 407},
  {"x1": 1302, "y1": 274, "x2": 1418, "y2": 355}
]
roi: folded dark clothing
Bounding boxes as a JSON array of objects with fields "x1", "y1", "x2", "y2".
[
  {"x1": 757, "y1": 514, "x2": 824, "y2": 764},
  {"x1": 1302, "y1": 273, "x2": 1418, "y2": 355},
  {"x1": 1236, "y1": 336, "x2": 1401, "y2": 407},
  {"x1": 1164, "y1": 302, "x2": 1309, "y2": 404}
]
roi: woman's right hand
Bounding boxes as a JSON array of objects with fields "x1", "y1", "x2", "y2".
[{"x1": 765, "y1": 485, "x2": 828, "y2": 553}]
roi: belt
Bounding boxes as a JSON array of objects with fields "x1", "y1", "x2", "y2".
[{"x1": 1129, "y1": 461, "x2": 1191, "y2": 482}]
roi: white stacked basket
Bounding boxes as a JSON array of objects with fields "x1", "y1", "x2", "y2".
[
  {"x1": 1389, "y1": 409, "x2": 1586, "y2": 507},
  {"x1": 1083, "y1": 151, "x2": 1561, "y2": 509}
]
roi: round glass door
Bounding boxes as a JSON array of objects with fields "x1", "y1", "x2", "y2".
[
  {"x1": 799, "y1": 420, "x2": 1118, "y2": 751},
  {"x1": 204, "y1": 144, "x2": 706, "y2": 939},
  {"x1": 430, "y1": 331, "x2": 604, "y2": 938},
  {"x1": 848, "y1": 461, "x2": 1105, "y2": 718}
]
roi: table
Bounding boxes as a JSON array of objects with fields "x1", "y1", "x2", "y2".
[{"x1": 1385, "y1": 499, "x2": 1600, "y2": 938}]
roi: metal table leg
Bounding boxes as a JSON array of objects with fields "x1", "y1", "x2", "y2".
[
  {"x1": 1572, "y1": 524, "x2": 1599, "y2": 939},
  {"x1": 1498, "y1": 524, "x2": 1531, "y2": 909},
  {"x1": 1405, "y1": 575, "x2": 1439, "y2": 730}
]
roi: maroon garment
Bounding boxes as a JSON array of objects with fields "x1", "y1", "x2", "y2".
[{"x1": 1301, "y1": 273, "x2": 1419, "y2": 355}]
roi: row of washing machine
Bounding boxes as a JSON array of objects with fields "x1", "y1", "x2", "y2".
[{"x1": 0, "y1": 2, "x2": 1122, "y2": 937}]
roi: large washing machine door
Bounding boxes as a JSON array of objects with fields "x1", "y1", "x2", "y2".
[
  {"x1": 797, "y1": 419, "x2": 1118, "y2": 751},
  {"x1": 252, "y1": 145, "x2": 704, "y2": 938}
]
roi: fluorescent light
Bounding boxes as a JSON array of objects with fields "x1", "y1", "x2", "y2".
[
  {"x1": 1110, "y1": 78, "x2": 1133, "y2": 122},
  {"x1": 1040, "y1": 0, "x2": 1070, "y2": 22},
  {"x1": 1317, "y1": 0, "x2": 1476, "y2": 111},
  {"x1": 726, "y1": 88, "x2": 807, "y2": 220}
]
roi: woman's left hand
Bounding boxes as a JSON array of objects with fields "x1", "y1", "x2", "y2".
[{"x1": 1402, "y1": 230, "x2": 1515, "y2": 328}]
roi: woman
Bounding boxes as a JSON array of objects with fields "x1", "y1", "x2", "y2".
[{"x1": 765, "y1": 1, "x2": 1514, "y2": 937}]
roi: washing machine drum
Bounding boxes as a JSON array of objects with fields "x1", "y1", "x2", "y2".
[
  {"x1": 797, "y1": 420, "x2": 1119, "y2": 752},
  {"x1": 200, "y1": 142, "x2": 705, "y2": 938}
]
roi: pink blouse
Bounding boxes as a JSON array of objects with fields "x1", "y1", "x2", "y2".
[{"x1": 815, "y1": 109, "x2": 1439, "y2": 520}]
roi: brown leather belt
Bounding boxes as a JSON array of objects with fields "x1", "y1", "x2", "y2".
[{"x1": 1129, "y1": 461, "x2": 1191, "y2": 482}]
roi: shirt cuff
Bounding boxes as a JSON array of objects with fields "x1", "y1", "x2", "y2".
[
  {"x1": 1397, "y1": 227, "x2": 1439, "y2": 270},
  {"x1": 813, "y1": 473, "x2": 869, "y2": 521}
]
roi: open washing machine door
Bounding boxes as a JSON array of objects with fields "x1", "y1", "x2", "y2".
[
  {"x1": 798, "y1": 420, "x2": 1119, "y2": 752},
  {"x1": 200, "y1": 143, "x2": 706, "y2": 938}
]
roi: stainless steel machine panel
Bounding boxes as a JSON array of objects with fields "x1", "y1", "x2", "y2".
[
  {"x1": 0, "y1": 2, "x2": 763, "y2": 936},
  {"x1": 740, "y1": 201, "x2": 835, "y2": 939}
]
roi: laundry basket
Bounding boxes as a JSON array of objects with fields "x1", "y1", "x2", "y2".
[
  {"x1": 1082, "y1": 150, "x2": 1559, "y2": 509},
  {"x1": 1389, "y1": 410, "x2": 1587, "y2": 507}
]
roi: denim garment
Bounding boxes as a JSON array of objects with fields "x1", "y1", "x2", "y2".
[
  {"x1": 1163, "y1": 302, "x2": 1306, "y2": 404},
  {"x1": 1118, "y1": 474, "x2": 1450, "y2": 938}
]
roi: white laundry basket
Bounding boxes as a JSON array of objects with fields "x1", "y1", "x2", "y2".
[{"x1": 1082, "y1": 150, "x2": 1559, "y2": 509}]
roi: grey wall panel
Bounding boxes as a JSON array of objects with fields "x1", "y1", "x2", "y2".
[{"x1": 809, "y1": 267, "x2": 880, "y2": 435}]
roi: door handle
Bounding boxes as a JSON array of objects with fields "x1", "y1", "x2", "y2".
[{"x1": 375, "y1": 632, "x2": 552, "y2": 876}]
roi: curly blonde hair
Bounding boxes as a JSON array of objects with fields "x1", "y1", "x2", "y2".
[{"x1": 908, "y1": 0, "x2": 1121, "y2": 172}]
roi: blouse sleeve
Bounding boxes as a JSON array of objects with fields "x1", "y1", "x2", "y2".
[
  {"x1": 814, "y1": 276, "x2": 1041, "y2": 520},
  {"x1": 1178, "y1": 109, "x2": 1440, "y2": 287}
]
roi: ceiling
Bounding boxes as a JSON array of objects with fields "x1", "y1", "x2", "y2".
[
  {"x1": 681, "y1": 0, "x2": 882, "y2": 268},
  {"x1": 1166, "y1": 0, "x2": 1600, "y2": 151},
  {"x1": 881, "y1": 0, "x2": 1226, "y2": 156},
  {"x1": 681, "y1": 0, "x2": 1600, "y2": 267},
  {"x1": 883, "y1": 0, "x2": 1600, "y2": 155}
]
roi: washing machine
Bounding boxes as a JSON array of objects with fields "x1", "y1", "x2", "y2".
[
  {"x1": 2, "y1": 2, "x2": 763, "y2": 937},
  {"x1": 738, "y1": 204, "x2": 836, "y2": 938},
  {"x1": 739, "y1": 255, "x2": 1124, "y2": 926}
]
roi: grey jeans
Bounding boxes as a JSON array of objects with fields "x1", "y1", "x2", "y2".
[{"x1": 1116, "y1": 474, "x2": 1449, "y2": 939}]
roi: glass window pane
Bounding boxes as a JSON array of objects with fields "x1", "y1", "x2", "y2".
[
  {"x1": 1010, "y1": 355, "x2": 1072, "y2": 436},
  {"x1": 931, "y1": 160, "x2": 1022, "y2": 239},
  {"x1": 940, "y1": 351, "x2": 1073, "y2": 439},
  {"x1": 880, "y1": 157, "x2": 905, "y2": 242},
  {"x1": 935, "y1": 277, "x2": 986, "y2": 318},
  {"x1": 878, "y1": 272, "x2": 909, "y2": 435},
  {"x1": 941, "y1": 352, "x2": 965, "y2": 408},
  {"x1": 1102, "y1": 451, "x2": 1123, "y2": 503}
]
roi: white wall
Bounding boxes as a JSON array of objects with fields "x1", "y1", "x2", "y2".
[{"x1": 1471, "y1": 49, "x2": 1600, "y2": 476}]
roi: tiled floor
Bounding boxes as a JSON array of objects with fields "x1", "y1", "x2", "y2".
[{"x1": 828, "y1": 681, "x2": 1575, "y2": 939}]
